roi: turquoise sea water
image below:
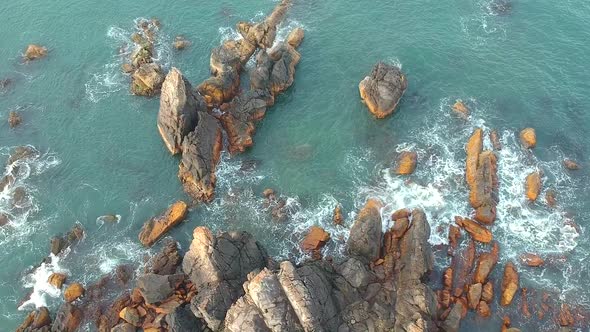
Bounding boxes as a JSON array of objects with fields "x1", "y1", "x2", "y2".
[{"x1": 1, "y1": 0, "x2": 589, "y2": 330}]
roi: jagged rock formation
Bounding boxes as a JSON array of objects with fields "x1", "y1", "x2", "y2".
[{"x1": 359, "y1": 62, "x2": 408, "y2": 118}]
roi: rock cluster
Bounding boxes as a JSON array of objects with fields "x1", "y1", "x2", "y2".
[
  {"x1": 124, "y1": 19, "x2": 165, "y2": 96},
  {"x1": 359, "y1": 62, "x2": 408, "y2": 118},
  {"x1": 156, "y1": 0, "x2": 304, "y2": 202}
]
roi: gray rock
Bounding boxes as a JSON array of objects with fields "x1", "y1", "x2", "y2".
[
  {"x1": 136, "y1": 273, "x2": 184, "y2": 305},
  {"x1": 359, "y1": 62, "x2": 407, "y2": 118},
  {"x1": 110, "y1": 322, "x2": 136, "y2": 332},
  {"x1": 146, "y1": 239, "x2": 181, "y2": 275},
  {"x1": 337, "y1": 258, "x2": 371, "y2": 289},
  {"x1": 346, "y1": 199, "x2": 382, "y2": 263},
  {"x1": 158, "y1": 68, "x2": 202, "y2": 155},
  {"x1": 165, "y1": 305, "x2": 205, "y2": 332}
]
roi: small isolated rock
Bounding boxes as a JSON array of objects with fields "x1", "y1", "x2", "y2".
[
  {"x1": 545, "y1": 189, "x2": 557, "y2": 207},
  {"x1": 286, "y1": 27, "x2": 305, "y2": 48},
  {"x1": 525, "y1": 171, "x2": 542, "y2": 201},
  {"x1": 501, "y1": 262, "x2": 519, "y2": 306},
  {"x1": 452, "y1": 100, "x2": 469, "y2": 119},
  {"x1": 8, "y1": 111, "x2": 22, "y2": 128},
  {"x1": 119, "y1": 306, "x2": 141, "y2": 327},
  {"x1": 173, "y1": 36, "x2": 191, "y2": 50},
  {"x1": 121, "y1": 63, "x2": 134, "y2": 73},
  {"x1": 359, "y1": 62, "x2": 407, "y2": 118},
  {"x1": 519, "y1": 253, "x2": 544, "y2": 267},
  {"x1": 301, "y1": 226, "x2": 330, "y2": 252},
  {"x1": 563, "y1": 159, "x2": 580, "y2": 170},
  {"x1": 48, "y1": 273, "x2": 67, "y2": 289},
  {"x1": 64, "y1": 283, "x2": 85, "y2": 303},
  {"x1": 396, "y1": 151, "x2": 417, "y2": 175},
  {"x1": 520, "y1": 128, "x2": 536, "y2": 149},
  {"x1": 24, "y1": 44, "x2": 48, "y2": 61},
  {"x1": 333, "y1": 205, "x2": 343, "y2": 225}
]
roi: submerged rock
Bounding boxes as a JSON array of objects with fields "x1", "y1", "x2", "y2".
[
  {"x1": 178, "y1": 112, "x2": 223, "y2": 202},
  {"x1": 8, "y1": 111, "x2": 22, "y2": 128},
  {"x1": 138, "y1": 201, "x2": 188, "y2": 247},
  {"x1": 173, "y1": 36, "x2": 190, "y2": 50},
  {"x1": 23, "y1": 44, "x2": 47, "y2": 61},
  {"x1": 563, "y1": 159, "x2": 580, "y2": 170},
  {"x1": 333, "y1": 205, "x2": 343, "y2": 225},
  {"x1": 452, "y1": 100, "x2": 470, "y2": 119},
  {"x1": 157, "y1": 68, "x2": 201, "y2": 155},
  {"x1": 519, "y1": 253, "x2": 544, "y2": 267},
  {"x1": 359, "y1": 62, "x2": 408, "y2": 118},
  {"x1": 520, "y1": 128, "x2": 536, "y2": 149}
]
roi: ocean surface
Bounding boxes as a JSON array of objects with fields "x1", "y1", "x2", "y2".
[{"x1": 1, "y1": 0, "x2": 589, "y2": 330}]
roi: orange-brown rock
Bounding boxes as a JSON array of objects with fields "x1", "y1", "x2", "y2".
[
  {"x1": 469, "y1": 151, "x2": 498, "y2": 210},
  {"x1": 300, "y1": 226, "x2": 330, "y2": 252},
  {"x1": 545, "y1": 189, "x2": 557, "y2": 207},
  {"x1": 481, "y1": 281, "x2": 494, "y2": 303},
  {"x1": 452, "y1": 240, "x2": 476, "y2": 297},
  {"x1": 391, "y1": 208, "x2": 411, "y2": 221},
  {"x1": 64, "y1": 283, "x2": 85, "y2": 303},
  {"x1": 520, "y1": 128, "x2": 536, "y2": 149},
  {"x1": 501, "y1": 316, "x2": 511, "y2": 332},
  {"x1": 443, "y1": 267, "x2": 453, "y2": 290},
  {"x1": 448, "y1": 225, "x2": 461, "y2": 256},
  {"x1": 359, "y1": 62, "x2": 408, "y2": 119},
  {"x1": 474, "y1": 204, "x2": 496, "y2": 225},
  {"x1": 474, "y1": 242, "x2": 500, "y2": 283},
  {"x1": 558, "y1": 303, "x2": 574, "y2": 326},
  {"x1": 520, "y1": 288, "x2": 531, "y2": 318},
  {"x1": 138, "y1": 201, "x2": 188, "y2": 247},
  {"x1": 333, "y1": 205, "x2": 343, "y2": 225},
  {"x1": 391, "y1": 217, "x2": 409, "y2": 239},
  {"x1": 48, "y1": 273, "x2": 67, "y2": 289},
  {"x1": 467, "y1": 283, "x2": 483, "y2": 309},
  {"x1": 563, "y1": 159, "x2": 580, "y2": 170},
  {"x1": 455, "y1": 216, "x2": 492, "y2": 243},
  {"x1": 395, "y1": 151, "x2": 417, "y2": 175},
  {"x1": 465, "y1": 128, "x2": 483, "y2": 187},
  {"x1": 32, "y1": 307, "x2": 51, "y2": 329},
  {"x1": 452, "y1": 100, "x2": 470, "y2": 119},
  {"x1": 477, "y1": 301, "x2": 491, "y2": 318},
  {"x1": 501, "y1": 262, "x2": 519, "y2": 306},
  {"x1": 438, "y1": 290, "x2": 452, "y2": 310},
  {"x1": 519, "y1": 253, "x2": 544, "y2": 267},
  {"x1": 490, "y1": 129, "x2": 502, "y2": 150},
  {"x1": 24, "y1": 44, "x2": 48, "y2": 61},
  {"x1": 525, "y1": 171, "x2": 542, "y2": 201},
  {"x1": 119, "y1": 307, "x2": 141, "y2": 327},
  {"x1": 131, "y1": 288, "x2": 143, "y2": 304}
]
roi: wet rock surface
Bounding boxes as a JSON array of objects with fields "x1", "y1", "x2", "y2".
[{"x1": 359, "y1": 62, "x2": 408, "y2": 118}]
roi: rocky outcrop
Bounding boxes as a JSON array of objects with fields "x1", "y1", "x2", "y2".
[
  {"x1": 23, "y1": 44, "x2": 47, "y2": 61},
  {"x1": 138, "y1": 201, "x2": 188, "y2": 247},
  {"x1": 64, "y1": 283, "x2": 85, "y2": 303},
  {"x1": 131, "y1": 63, "x2": 165, "y2": 96},
  {"x1": 157, "y1": 68, "x2": 203, "y2": 155},
  {"x1": 145, "y1": 239, "x2": 182, "y2": 275},
  {"x1": 51, "y1": 303, "x2": 83, "y2": 332},
  {"x1": 237, "y1": 0, "x2": 291, "y2": 49},
  {"x1": 359, "y1": 62, "x2": 408, "y2": 118},
  {"x1": 347, "y1": 199, "x2": 382, "y2": 263},
  {"x1": 178, "y1": 112, "x2": 223, "y2": 202},
  {"x1": 125, "y1": 19, "x2": 165, "y2": 96},
  {"x1": 182, "y1": 227, "x2": 268, "y2": 330}
]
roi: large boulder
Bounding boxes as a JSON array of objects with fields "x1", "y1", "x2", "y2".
[
  {"x1": 64, "y1": 283, "x2": 85, "y2": 303},
  {"x1": 158, "y1": 68, "x2": 202, "y2": 155},
  {"x1": 178, "y1": 112, "x2": 223, "y2": 202},
  {"x1": 520, "y1": 128, "x2": 536, "y2": 149},
  {"x1": 347, "y1": 199, "x2": 382, "y2": 263},
  {"x1": 268, "y1": 42, "x2": 302, "y2": 95},
  {"x1": 138, "y1": 201, "x2": 188, "y2": 247},
  {"x1": 395, "y1": 151, "x2": 418, "y2": 175},
  {"x1": 131, "y1": 63, "x2": 164, "y2": 96},
  {"x1": 359, "y1": 62, "x2": 408, "y2": 118},
  {"x1": 182, "y1": 227, "x2": 267, "y2": 330}
]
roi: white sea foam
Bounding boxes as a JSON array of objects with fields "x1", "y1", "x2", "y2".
[{"x1": 18, "y1": 255, "x2": 68, "y2": 310}]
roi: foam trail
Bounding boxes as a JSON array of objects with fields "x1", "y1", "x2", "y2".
[{"x1": 18, "y1": 255, "x2": 68, "y2": 310}]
